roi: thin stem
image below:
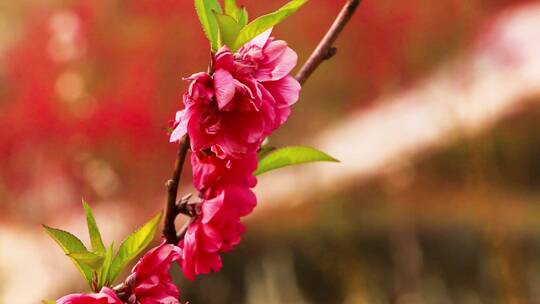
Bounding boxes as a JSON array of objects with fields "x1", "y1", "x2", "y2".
[
  {"x1": 163, "y1": 135, "x2": 190, "y2": 244},
  {"x1": 295, "y1": 0, "x2": 362, "y2": 85}
]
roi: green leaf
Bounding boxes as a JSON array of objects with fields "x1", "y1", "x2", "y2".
[
  {"x1": 224, "y1": 0, "x2": 248, "y2": 27},
  {"x1": 68, "y1": 251, "x2": 105, "y2": 270},
  {"x1": 255, "y1": 146, "x2": 339, "y2": 176},
  {"x1": 98, "y1": 243, "x2": 114, "y2": 287},
  {"x1": 43, "y1": 225, "x2": 93, "y2": 284},
  {"x1": 238, "y1": 7, "x2": 249, "y2": 28},
  {"x1": 214, "y1": 11, "x2": 243, "y2": 49},
  {"x1": 232, "y1": 0, "x2": 308, "y2": 51},
  {"x1": 108, "y1": 211, "x2": 163, "y2": 282},
  {"x1": 194, "y1": 0, "x2": 222, "y2": 52},
  {"x1": 224, "y1": 0, "x2": 240, "y2": 17},
  {"x1": 41, "y1": 300, "x2": 56, "y2": 304},
  {"x1": 82, "y1": 200, "x2": 106, "y2": 255}
]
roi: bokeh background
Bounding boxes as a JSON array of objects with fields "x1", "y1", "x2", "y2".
[{"x1": 1, "y1": 0, "x2": 540, "y2": 303}]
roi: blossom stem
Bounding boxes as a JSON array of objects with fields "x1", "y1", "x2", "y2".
[
  {"x1": 163, "y1": 135, "x2": 190, "y2": 244},
  {"x1": 295, "y1": 0, "x2": 362, "y2": 85}
]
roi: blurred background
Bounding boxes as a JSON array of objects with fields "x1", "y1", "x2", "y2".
[{"x1": 1, "y1": 0, "x2": 540, "y2": 303}]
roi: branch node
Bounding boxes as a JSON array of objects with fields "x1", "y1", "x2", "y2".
[
  {"x1": 295, "y1": 0, "x2": 361, "y2": 85},
  {"x1": 350, "y1": 0, "x2": 361, "y2": 9},
  {"x1": 324, "y1": 47, "x2": 338, "y2": 60},
  {"x1": 180, "y1": 193, "x2": 193, "y2": 203},
  {"x1": 176, "y1": 193, "x2": 198, "y2": 217}
]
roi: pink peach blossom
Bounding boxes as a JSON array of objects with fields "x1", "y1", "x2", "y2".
[
  {"x1": 177, "y1": 184, "x2": 255, "y2": 280},
  {"x1": 177, "y1": 183, "x2": 254, "y2": 279},
  {"x1": 200, "y1": 190, "x2": 247, "y2": 252},
  {"x1": 128, "y1": 242, "x2": 182, "y2": 304},
  {"x1": 56, "y1": 287, "x2": 122, "y2": 304},
  {"x1": 170, "y1": 71, "x2": 276, "y2": 159},
  {"x1": 226, "y1": 29, "x2": 301, "y2": 126},
  {"x1": 178, "y1": 153, "x2": 257, "y2": 279},
  {"x1": 178, "y1": 219, "x2": 223, "y2": 280},
  {"x1": 170, "y1": 30, "x2": 300, "y2": 160}
]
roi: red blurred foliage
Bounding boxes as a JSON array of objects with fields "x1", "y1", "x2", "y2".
[{"x1": 0, "y1": 0, "x2": 532, "y2": 219}]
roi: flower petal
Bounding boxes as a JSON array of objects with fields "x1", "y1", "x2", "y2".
[
  {"x1": 169, "y1": 109, "x2": 188, "y2": 142},
  {"x1": 258, "y1": 46, "x2": 298, "y2": 81},
  {"x1": 201, "y1": 192, "x2": 225, "y2": 224},
  {"x1": 244, "y1": 28, "x2": 272, "y2": 49},
  {"x1": 213, "y1": 69, "x2": 236, "y2": 109}
]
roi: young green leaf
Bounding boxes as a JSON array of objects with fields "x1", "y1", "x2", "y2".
[
  {"x1": 233, "y1": 0, "x2": 308, "y2": 51},
  {"x1": 108, "y1": 211, "x2": 163, "y2": 282},
  {"x1": 82, "y1": 200, "x2": 106, "y2": 254},
  {"x1": 98, "y1": 243, "x2": 114, "y2": 287},
  {"x1": 224, "y1": 0, "x2": 240, "y2": 17},
  {"x1": 214, "y1": 11, "x2": 243, "y2": 49},
  {"x1": 255, "y1": 146, "x2": 339, "y2": 176},
  {"x1": 194, "y1": 0, "x2": 222, "y2": 52},
  {"x1": 43, "y1": 225, "x2": 94, "y2": 284},
  {"x1": 224, "y1": 0, "x2": 248, "y2": 27},
  {"x1": 238, "y1": 7, "x2": 249, "y2": 28},
  {"x1": 68, "y1": 251, "x2": 105, "y2": 270}
]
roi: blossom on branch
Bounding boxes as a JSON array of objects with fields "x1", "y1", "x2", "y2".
[
  {"x1": 169, "y1": 25, "x2": 301, "y2": 283},
  {"x1": 178, "y1": 153, "x2": 257, "y2": 280},
  {"x1": 128, "y1": 242, "x2": 182, "y2": 304},
  {"x1": 56, "y1": 242, "x2": 182, "y2": 304},
  {"x1": 170, "y1": 30, "x2": 301, "y2": 159}
]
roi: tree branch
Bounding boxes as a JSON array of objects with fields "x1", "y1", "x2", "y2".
[
  {"x1": 163, "y1": 135, "x2": 190, "y2": 244},
  {"x1": 295, "y1": 0, "x2": 362, "y2": 85}
]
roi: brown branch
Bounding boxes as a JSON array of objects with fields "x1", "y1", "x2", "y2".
[
  {"x1": 162, "y1": 135, "x2": 190, "y2": 244},
  {"x1": 295, "y1": 0, "x2": 362, "y2": 85}
]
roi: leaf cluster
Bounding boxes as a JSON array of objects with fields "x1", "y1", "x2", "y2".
[
  {"x1": 195, "y1": 0, "x2": 308, "y2": 52},
  {"x1": 43, "y1": 201, "x2": 162, "y2": 291}
]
